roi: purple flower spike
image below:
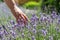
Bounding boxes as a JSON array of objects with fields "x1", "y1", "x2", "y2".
[
  {"x1": 0, "y1": 31, "x2": 4, "y2": 38},
  {"x1": 10, "y1": 20, "x2": 15, "y2": 25},
  {"x1": 51, "y1": 11, "x2": 57, "y2": 19},
  {"x1": 26, "y1": 25, "x2": 31, "y2": 30},
  {"x1": 49, "y1": 36, "x2": 53, "y2": 40},
  {"x1": 0, "y1": 27, "x2": 2, "y2": 30},
  {"x1": 32, "y1": 14, "x2": 36, "y2": 17},
  {"x1": 10, "y1": 30, "x2": 16, "y2": 38},
  {"x1": 32, "y1": 36, "x2": 35, "y2": 40},
  {"x1": 32, "y1": 28, "x2": 37, "y2": 34},
  {"x1": 41, "y1": 29, "x2": 47, "y2": 36},
  {"x1": 30, "y1": 14, "x2": 39, "y2": 25},
  {"x1": 57, "y1": 19, "x2": 60, "y2": 24},
  {"x1": 55, "y1": 27, "x2": 60, "y2": 32},
  {"x1": 4, "y1": 30, "x2": 8, "y2": 35},
  {"x1": 33, "y1": 24, "x2": 37, "y2": 29}
]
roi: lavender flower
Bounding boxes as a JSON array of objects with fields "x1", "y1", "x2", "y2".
[
  {"x1": 26, "y1": 24, "x2": 32, "y2": 31},
  {"x1": 30, "y1": 14, "x2": 39, "y2": 25},
  {"x1": 14, "y1": 23, "x2": 19, "y2": 27},
  {"x1": 32, "y1": 28, "x2": 37, "y2": 34},
  {"x1": 0, "y1": 27, "x2": 2, "y2": 29},
  {"x1": 0, "y1": 10, "x2": 60, "y2": 40},
  {"x1": 57, "y1": 19, "x2": 60, "y2": 25},
  {"x1": 10, "y1": 30, "x2": 16, "y2": 38},
  {"x1": 49, "y1": 36, "x2": 53, "y2": 40},
  {"x1": 10, "y1": 20, "x2": 15, "y2": 25},
  {"x1": 11, "y1": 25, "x2": 15, "y2": 28},
  {"x1": 4, "y1": 30, "x2": 8, "y2": 35},
  {"x1": 33, "y1": 24, "x2": 37, "y2": 29},
  {"x1": 0, "y1": 30, "x2": 4, "y2": 39},
  {"x1": 31, "y1": 36, "x2": 36, "y2": 40},
  {"x1": 41, "y1": 29, "x2": 47, "y2": 36},
  {"x1": 0, "y1": 27, "x2": 2, "y2": 30},
  {"x1": 39, "y1": 15, "x2": 47, "y2": 22},
  {"x1": 51, "y1": 11, "x2": 57, "y2": 19},
  {"x1": 0, "y1": 31, "x2": 3, "y2": 36},
  {"x1": 55, "y1": 27, "x2": 60, "y2": 32}
]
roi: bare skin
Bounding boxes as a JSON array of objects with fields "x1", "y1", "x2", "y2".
[{"x1": 4, "y1": 0, "x2": 29, "y2": 25}]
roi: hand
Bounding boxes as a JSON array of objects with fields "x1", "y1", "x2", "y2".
[
  {"x1": 14, "y1": 6, "x2": 29, "y2": 25},
  {"x1": 4, "y1": 0, "x2": 29, "y2": 25},
  {"x1": 16, "y1": 12, "x2": 28, "y2": 25}
]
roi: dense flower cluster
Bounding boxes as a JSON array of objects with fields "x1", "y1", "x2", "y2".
[{"x1": 0, "y1": 11, "x2": 60, "y2": 40}]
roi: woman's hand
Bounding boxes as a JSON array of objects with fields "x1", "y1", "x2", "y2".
[
  {"x1": 16, "y1": 12, "x2": 28, "y2": 25},
  {"x1": 4, "y1": 0, "x2": 29, "y2": 25},
  {"x1": 14, "y1": 5, "x2": 29, "y2": 25}
]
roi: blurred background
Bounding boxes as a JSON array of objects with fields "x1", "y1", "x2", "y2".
[{"x1": 0, "y1": 0, "x2": 60, "y2": 13}]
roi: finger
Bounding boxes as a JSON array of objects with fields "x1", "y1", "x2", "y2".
[
  {"x1": 19, "y1": 14, "x2": 27, "y2": 25},
  {"x1": 21, "y1": 15, "x2": 28, "y2": 25},
  {"x1": 16, "y1": 14, "x2": 23, "y2": 23},
  {"x1": 22, "y1": 14, "x2": 29, "y2": 21},
  {"x1": 22, "y1": 14, "x2": 28, "y2": 24}
]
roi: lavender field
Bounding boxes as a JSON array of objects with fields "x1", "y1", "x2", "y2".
[{"x1": 0, "y1": 2, "x2": 60, "y2": 40}]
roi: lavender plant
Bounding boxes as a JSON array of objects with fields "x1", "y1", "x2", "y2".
[{"x1": 0, "y1": 11, "x2": 60, "y2": 40}]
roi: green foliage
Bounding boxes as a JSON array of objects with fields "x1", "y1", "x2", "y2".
[
  {"x1": 48, "y1": 0, "x2": 55, "y2": 4},
  {"x1": 23, "y1": 0, "x2": 60, "y2": 13},
  {"x1": 0, "y1": 0, "x2": 3, "y2": 2},
  {"x1": 23, "y1": 1, "x2": 40, "y2": 9},
  {"x1": 41, "y1": 0, "x2": 60, "y2": 13}
]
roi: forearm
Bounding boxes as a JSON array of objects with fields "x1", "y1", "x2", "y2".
[
  {"x1": 4, "y1": 0, "x2": 28, "y2": 23},
  {"x1": 4, "y1": 0, "x2": 18, "y2": 18},
  {"x1": 4, "y1": 0, "x2": 23, "y2": 18},
  {"x1": 4, "y1": 0, "x2": 16, "y2": 9}
]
